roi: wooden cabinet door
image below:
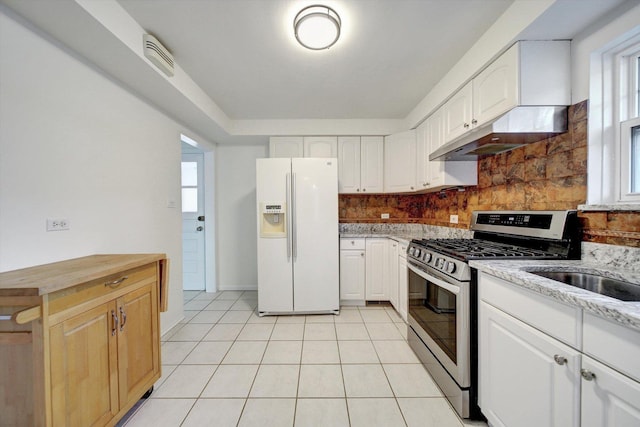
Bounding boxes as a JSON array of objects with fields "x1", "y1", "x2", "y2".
[
  {"x1": 472, "y1": 43, "x2": 518, "y2": 126},
  {"x1": 360, "y1": 136, "x2": 384, "y2": 193},
  {"x1": 581, "y1": 356, "x2": 640, "y2": 427},
  {"x1": 365, "y1": 239, "x2": 389, "y2": 300},
  {"x1": 117, "y1": 282, "x2": 160, "y2": 407},
  {"x1": 303, "y1": 136, "x2": 337, "y2": 158},
  {"x1": 339, "y1": 250, "x2": 366, "y2": 302},
  {"x1": 384, "y1": 130, "x2": 416, "y2": 193},
  {"x1": 387, "y1": 240, "x2": 399, "y2": 310},
  {"x1": 479, "y1": 301, "x2": 581, "y2": 427},
  {"x1": 269, "y1": 136, "x2": 303, "y2": 158},
  {"x1": 338, "y1": 136, "x2": 361, "y2": 193},
  {"x1": 442, "y1": 82, "x2": 473, "y2": 143},
  {"x1": 50, "y1": 302, "x2": 119, "y2": 426}
]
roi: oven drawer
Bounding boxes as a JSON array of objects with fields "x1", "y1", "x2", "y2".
[
  {"x1": 478, "y1": 271, "x2": 582, "y2": 348},
  {"x1": 340, "y1": 238, "x2": 365, "y2": 250}
]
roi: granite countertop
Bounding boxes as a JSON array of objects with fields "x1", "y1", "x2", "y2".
[
  {"x1": 340, "y1": 233, "x2": 418, "y2": 244},
  {"x1": 470, "y1": 259, "x2": 640, "y2": 331}
]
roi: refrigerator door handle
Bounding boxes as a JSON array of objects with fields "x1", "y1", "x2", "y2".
[
  {"x1": 286, "y1": 173, "x2": 292, "y2": 260},
  {"x1": 292, "y1": 172, "x2": 297, "y2": 260}
]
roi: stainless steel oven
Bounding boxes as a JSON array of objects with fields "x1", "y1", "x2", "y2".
[{"x1": 406, "y1": 210, "x2": 581, "y2": 420}]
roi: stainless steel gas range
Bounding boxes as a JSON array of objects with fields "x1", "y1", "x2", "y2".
[{"x1": 406, "y1": 210, "x2": 581, "y2": 419}]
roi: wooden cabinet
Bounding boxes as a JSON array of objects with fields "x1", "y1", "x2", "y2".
[
  {"x1": 338, "y1": 136, "x2": 384, "y2": 194},
  {"x1": 387, "y1": 240, "x2": 399, "y2": 310},
  {"x1": 269, "y1": 136, "x2": 303, "y2": 158},
  {"x1": 303, "y1": 136, "x2": 337, "y2": 158},
  {"x1": 416, "y1": 109, "x2": 476, "y2": 191},
  {"x1": 339, "y1": 238, "x2": 366, "y2": 305},
  {"x1": 365, "y1": 238, "x2": 389, "y2": 300},
  {"x1": 384, "y1": 130, "x2": 417, "y2": 193},
  {"x1": 0, "y1": 254, "x2": 167, "y2": 427}
]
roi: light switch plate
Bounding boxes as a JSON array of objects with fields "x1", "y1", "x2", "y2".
[
  {"x1": 47, "y1": 218, "x2": 69, "y2": 231},
  {"x1": 381, "y1": 213, "x2": 390, "y2": 219},
  {"x1": 450, "y1": 214, "x2": 459, "y2": 224}
]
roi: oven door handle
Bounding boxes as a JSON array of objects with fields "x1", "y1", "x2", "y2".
[{"x1": 408, "y1": 263, "x2": 461, "y2": 295}]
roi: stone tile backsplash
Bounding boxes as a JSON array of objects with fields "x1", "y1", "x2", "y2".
[{"x1": 338, "y1": 100, "x2": 640, "y2": 248}]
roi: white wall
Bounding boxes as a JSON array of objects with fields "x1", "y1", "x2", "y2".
[
  {"x1": 0, "y1": 9, "x2": 210, "y2": 334},
  {"x1": 215, "y1": 144, "x2": 267, "y2": 290},
  {"x1": 571, "y1": 0, "x2": 640, "y2": 102}
]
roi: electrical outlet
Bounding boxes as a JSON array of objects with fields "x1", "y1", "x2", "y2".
[
  {"x1": 449, "y1": 214, "x2": 459, "y2": 224},
  {"x1": 47, "y1": 218, "x2": 70, "y2": 231},
  {"x1": 381, "y1": 213, "x2": 390, "y2": 219}
]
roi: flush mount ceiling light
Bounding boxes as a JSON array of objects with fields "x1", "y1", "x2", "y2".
[{"x1": 294, "y1": 4, "x2": 341, "y2": 50}]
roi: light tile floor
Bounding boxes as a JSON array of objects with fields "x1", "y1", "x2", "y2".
[{"x1": 120, "y1": 290, "x2": 485, "y2": 427}]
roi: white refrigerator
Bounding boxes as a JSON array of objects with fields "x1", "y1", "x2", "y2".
[{"x1": 256, "y1": 158, "x2": 339, "y2": 315}]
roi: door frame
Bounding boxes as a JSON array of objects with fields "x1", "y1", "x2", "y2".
[{"x1": 181, "y1": 134, "x2": 216, "y2": 293}]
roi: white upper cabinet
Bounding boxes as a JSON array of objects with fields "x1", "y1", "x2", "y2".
[
  {"x1": 303, "y1": 136, "x2": 338, "y2": 158},
  {"x1": 417, "y1": 109, "x2": 476, "y2": 191},
  {"x1": 338, "y1": 136, "x2": 384, "y2": 194},
  {"x1": 442, "y1": 82, "x2": 473, "y2": 143},
  {"x1": 269, "y1": 136, "x2": 303, "y2": 158},
  {"x1": 438, "y1": 40, "x2": 570, "y2": 146},
  {"x1": 384, "y1": 130, "x2": 417, "y2": 193},
  {"x1": 360, "y1": 136, "x2": 384, "y2": 193}
]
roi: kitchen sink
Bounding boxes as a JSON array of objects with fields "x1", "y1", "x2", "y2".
[{"x1": 530, "y1": 271, "x2": 640, "y2": 302}]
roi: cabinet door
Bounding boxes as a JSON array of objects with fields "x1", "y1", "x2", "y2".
[
  {"x1": 338, "y1": 136, "x2": 361, "y2": 193},
  {"x1": 339, "y1": 250, "x2": 366, "y2": 302},
  {"x1": 269, "y1": 136, "x2": 303, "y2": 158},
  {"x1": 303, "y1": 136, "x2": 337, "y2": 158},
  {"x1": 117, "y1": 282, "x2": 160, "y2": 406},
  {"x1": 581, "y1": 356, "x2": 640, "y2": 427},
  {"x1": 50, "y1": 302, "x2": 119, "y2": 426},
  {"x1": 360, "y1": 136, "x2": 384, "y2": 193},
  {"x1": 384, "y1": 130, "x2": 417, "y2": 193},
  {"x1": 472, "y1": 43, "x2": 518, "y2": 126},
  {"x1": 479, "y1": 301, "x2": 581, "y2": 427},
  {"x1": 365, "y1": 239, "x2": 389, "y2": 300},
  {"x1": 415, "y1": 119, "x2": 431, "y2": 190},
  {"x1": 426, "y1": 109, "x2": 445, "y2": 187},
  {"x1": 387, "y1": 240, "x2": 399, "y2": 310},
  {"x1": 398, "y1": 254, "x2": 408, "y2": 322},
  {"x1": 442, "y1": 82, "x2": 473, "y2": 143}
]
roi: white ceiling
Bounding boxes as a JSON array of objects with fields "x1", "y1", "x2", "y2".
[
  {"x1": 0, "y1": 0, "x2": 630, "y2": 144},
  {"x1": 118, "y1": 0, "x2": 515, "y2": 120}
]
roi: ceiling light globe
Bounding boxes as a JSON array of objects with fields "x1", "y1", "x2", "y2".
[{"x1": 294, "y1": 5, "x2": 341, "y2": 50}]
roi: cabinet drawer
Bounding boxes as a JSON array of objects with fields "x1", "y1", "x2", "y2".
[
  {"x1": 479, "y1": 272, "x2": 582, "y2": 348},
  {"x1": 340, "y1": 238, "x2": 366, "y2": 250},
  {"x1": 48, "y1": 264, "x2": 157, "y2": 321},
  {"x1": 583, "y1": 312, "x2": 640, "y2": 382}
]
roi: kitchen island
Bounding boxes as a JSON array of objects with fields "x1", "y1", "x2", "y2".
[{"x1": 0, "y1": 254, "x2": 168, "y2": 427}]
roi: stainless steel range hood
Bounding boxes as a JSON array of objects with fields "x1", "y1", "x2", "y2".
[{"x1": 429, "y1": 106, "x2": 568, "y2": 161}]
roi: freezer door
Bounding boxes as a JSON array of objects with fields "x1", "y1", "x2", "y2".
[
  {"x1": 291, "y1": 158, "x2": 340, "y2": 312},
  {"x1": 256, "y1": 158, "x2": 293, "y2": 313}
]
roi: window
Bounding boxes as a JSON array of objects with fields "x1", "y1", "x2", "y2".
[
  {"x1": 181, "y1": 161, "x2": 198, "y2": 212},
  {"x1": 587, "y1": 26, "x2": 640, "y2": 206}
]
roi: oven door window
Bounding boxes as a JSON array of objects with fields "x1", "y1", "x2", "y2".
[{"x1": 409, "y1": 268, "x2": 457, "y2": 362}]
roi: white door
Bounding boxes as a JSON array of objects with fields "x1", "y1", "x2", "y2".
[
  {"x1": 384, "y1": 130, "x2": 417, "y2": 193},
  {"x1": 303, "y1": 136, "x2": 338, "y2": 158},
  {"x1": 365, "y1": 238, "x2": 389, "y2": 300},
  {"x1": 360, "y1": 136, "x2": 384, "y2": 193},
  {"x1": 291, "y1": 158, "x2": 339, "y2": 312},
  {"x1": 339, "y1": 249, "x2": 366, "y2": 302},
  {"x1": 442, "y1": 81, "x2": 473, "y2": 143},
  {"x1": 337, "y1": 136, "x2": 361, "y2": 193},
  {"x1": 181, "y1": 153, "x2": 205, "y2": 290}
]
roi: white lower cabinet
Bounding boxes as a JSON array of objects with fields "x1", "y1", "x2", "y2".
[
  {"x1": 339, "y1": 239, "x2": 366, "y2": 305},
  {"x1": 365, "y1": 238, "x2": 388, "y2": 300},
  {"x1": 397, "y1": 242, "x2": 408, "y2": 322},
  {"x1": 581, "y1": 356, "x2": 640, "y2": 427},
  {"x1": 387, "y1": 240, "x2": 399, "y2": 310},
  {"x1": 479, "y1": 271, "x2": 640, "y2": 427},
  {"x1": 479, "y1": 301, "x2": 581, "y2": 427}
]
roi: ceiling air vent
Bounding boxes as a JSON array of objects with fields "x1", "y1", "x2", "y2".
[{"x1": 143, "y1": 34, "x2": 174, "y2": 77}]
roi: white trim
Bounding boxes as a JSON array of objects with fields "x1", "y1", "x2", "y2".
[{"x1": 620, "y1": 117, "x2": 640, "y2": 201}]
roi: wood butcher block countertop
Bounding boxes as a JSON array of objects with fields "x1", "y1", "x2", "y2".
[{"x1": 0, "y1": 254, "x2": 167, "y2": 296}]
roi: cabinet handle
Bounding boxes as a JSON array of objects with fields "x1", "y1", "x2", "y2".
[
  {"x1": 111, "y1": 310, "x2": 118, "y2": 336},
  {"x1": 363, "y1": 188, "x2": 366, "y2": 192},
  {"x1": 410, "y1": 186, "x2": 414, "y2": 190},
  {"x1": 553, "y1": 354, "x2": 567, "y2": 365},
  {"x1": 356, "y1": 188, "x2": 360, "y2": 192},
  {"x1": 119, "y1": 306, "x2": 127, "y2": 332},
  {"x1": 360, "y1": 252, "x2": 364, "y2": 257},
  {"x1": 581, "y1": 369, "x2": 596, "y2": 381},
  {"x1": 463, "y1": 123, "x2": 470, "y2": 128},
  {"x1": 472, "y1": 119, "x2": 478, "y2": 125},
  {"x1": 105, "y1": 276, "x2": 128, "y2": 288}
]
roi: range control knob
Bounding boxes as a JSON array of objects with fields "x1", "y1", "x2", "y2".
[
  {"x1": 423, "y1": 252, "x2": 432, "y2": 263},
  {"x1": 435, "y1": 258, "x2": 443, "y2": 269},
  {"x1": 415, "y1": 249, "x2": 421, "y2": 257},
  {"x1": 408, "y1": 247, "x2": 415, "y2": 256},
  {"x1": 445, "y1": 261, "x2": 456, "y2": 274}
]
